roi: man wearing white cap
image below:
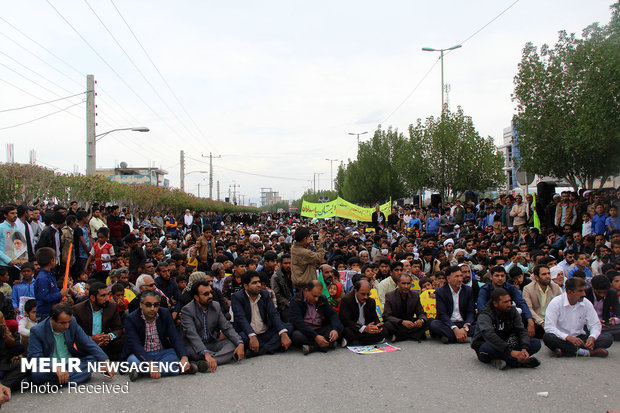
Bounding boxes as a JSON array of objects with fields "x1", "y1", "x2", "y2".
[{"x1": 550, "y1": 265, "x2": 565, "y2": 293}]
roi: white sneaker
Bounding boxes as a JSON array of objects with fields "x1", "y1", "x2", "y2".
[{"x1": 341, "y1": 338, "x2": 348, "y2": 348}]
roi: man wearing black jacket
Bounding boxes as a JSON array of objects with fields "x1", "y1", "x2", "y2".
[
  {"x1": 472, "y1": 288, "x2": 541, "y2": 370},
  {"x1": 290, "y1": 280, "x2": 342, "y2": 355},
  {"x1": 339, "y1": 280, "x2": 386, "y2": 346}
]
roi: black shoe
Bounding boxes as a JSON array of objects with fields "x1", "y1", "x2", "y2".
[
  {"x1": 185, "y1": 363, "x2": 198, "y2": 375},
  {"x1": 129, "y1": 371, "x2": 140, "y2": 382},
  {"x1": 553, "y1": 348, "x2": 563, "y2": 357},
  {"x1": 302, "y1": 345, "x2": 313, "y2": 355},
  {"x1": 196, "y1": 360, "x2": 209, "y2": 373},
  {"x1": 328, "y1": 341, "x2": 336, "y2": 350},
  {"x1": 520, "y1": 357, "x2": 541, "y2": 368},
  {"x1": 440, "y1": 336, "x2": 450, "y2": 344}
]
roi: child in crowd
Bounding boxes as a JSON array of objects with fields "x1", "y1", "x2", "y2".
[{"x1": 18, "y1": 299, "x2": 37, "y2": 348}]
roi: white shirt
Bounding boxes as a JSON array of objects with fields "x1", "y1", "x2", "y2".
[
  {"x1": 355, "y1": 295, "x2": 367, "y2": 332},
  {"x1": 544, "y1": 293, "x2": 602, "y2": 340},
  {"x1": 184, "y1": 214, "x2": 193, "y2": 227},
  {"x1": 450, "y1": 286, "x2": 463, "y2": 324}
]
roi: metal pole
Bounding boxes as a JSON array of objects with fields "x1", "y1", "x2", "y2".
[
  {"x1": 197, "y1": 183, "x2": 200, "y2": 197},
  {"x1": 180, "y1": 150, "x2": 185, "y2": 191},
  {"x1": 440, "y1": 50, "x2": 444, "y2": 114},
  {"x1": 86, "y1": 75, "x2": 96, "y2": 175}
]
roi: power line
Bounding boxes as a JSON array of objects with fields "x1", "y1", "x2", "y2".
[
  {"x1": 0, "y1": 100, "x2": 84, "y2": 132},
  {"x1": 82, "y1": 0, "x2": 208, "y2": 151},
  {"x1": 186, "y1": 155, "x2": 307, "y2": 181},
  {"x1": 381, "y1": 57, "x2": 441, "y2": 124},
  {"x1": 458, "y1": 0, "x2": 522, "y2": 47},
  {"x1": 109, "y1": 0, "x2": 219, "y2": 153},
  {"x1": 45, "y1": 0, "x2": 193, "y2": 148},
  {"x1": 0, "y1": 91, "x2": 85, "y2": 113}
]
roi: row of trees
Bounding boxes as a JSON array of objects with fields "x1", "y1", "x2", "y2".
[
  {"x1": 335, "y1": 107, "x2": 505, "y2": 205},
  {"x1": 512, "y1": 4, "x2": 620, "y2": 190},
  {"x1": 0, "y1": 163, "x2": 257, "y2": 214}
]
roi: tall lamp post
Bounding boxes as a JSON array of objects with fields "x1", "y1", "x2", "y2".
[
  {"x1": 421, "y1": 44, "x2": 462, "y2": 114},
  {"x1": 325, "y1": 158, "x2": 339, "y2": 191},
  {"x1": 87, "y1": 127, "x2": 149, "y2": 175},
  {"x1": 348, "y1": 131, "x2": 368, "y2": 155}
]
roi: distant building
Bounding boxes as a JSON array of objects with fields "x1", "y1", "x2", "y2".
[
  {"x1": 260, "y1": 187, "x2": 281, "y2": 206},
  {"x1": 95, "y1": 162, "x2": 168, "y2": 187},
  {"x1": 498, "y1": 124, "x2": 519, "y2": 192}
]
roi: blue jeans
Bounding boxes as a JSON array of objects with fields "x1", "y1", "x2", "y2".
[
  {"x1": 477, "y1": 338, "x2": 541, "y2": 367},
  {"x1": 30, "y1": 356, "x2": 95, "y2": 385},
  {"x1": 126, "y1": 348, "x2": 181, "y2": 377}
]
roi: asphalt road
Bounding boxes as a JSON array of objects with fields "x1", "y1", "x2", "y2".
[{"x1": 7, "y1": 339, "x2": 619, "y2": 413}]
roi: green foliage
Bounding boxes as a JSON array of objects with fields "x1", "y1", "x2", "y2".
[
  {"x1": 409, "y1": 107, "x2": 505, "y2": 201},
  {"x1": 334, "y1": 162, "x2": 347, "y2": 197},
  {"x1": 341, "y1": 127, "x2": 407, "y2": 205},
  {"x1": 512, "y1": 4, "x2": 620, "y2": 189},
  {"x1": 0, "y1": 163, "x2": 257, "y2": 214}
]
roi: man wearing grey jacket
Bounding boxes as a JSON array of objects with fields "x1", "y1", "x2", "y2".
[{"x1": 181, "y1": 280, "x2": 245, "y2": 373}]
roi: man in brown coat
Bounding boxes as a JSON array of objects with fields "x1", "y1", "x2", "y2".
[
  {"x1": 195, "y1": 227, "x2": 217, "y2": 271},
  {"x1": 290, "y1": 227, "x2": 325, "y2": 290},
  {"x1": 523, "y1": 265, "x2": 562, "y2": 338},
  {"x1": 72, "y1": 282, "x2": 124, "y2": 360}
]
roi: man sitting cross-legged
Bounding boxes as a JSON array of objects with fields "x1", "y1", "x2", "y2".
[
  {"x1": 383, "y1": 274, "x2": 429, "y2": 342},
  {"x1": 472, "y1": 288, "x2": 541, "y2": 370},
  {"x1": 339, "y1": 279, "x2": 387, "y2": 346},
  {"x1": 181, "y1": 280, "x2": 245, "y2": 373}
]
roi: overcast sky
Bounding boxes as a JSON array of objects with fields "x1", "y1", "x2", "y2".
[{"x1": 0, "y1": 0, "x2": 614, "y2": 205}]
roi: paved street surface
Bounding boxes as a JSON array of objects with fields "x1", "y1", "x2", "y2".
[{"x1": 7, "y1": 340, "x2": 619, "y2": 413}]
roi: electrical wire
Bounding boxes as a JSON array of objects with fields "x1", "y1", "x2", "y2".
[
  {"x1": 186, "y1": 155, "x2": 307, "y2": 181},
  {"x1": 109, "y1": 0, "x2": 219, "y2": 153},
  {"x1": 0, "y1": 100, "x2": 83, "y2": 132},
  {"x1": 0, "y1": 91, "x2": 85, "y2": 113}
]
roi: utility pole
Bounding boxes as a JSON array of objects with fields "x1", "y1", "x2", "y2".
[
  {"x1": 325, "y1": 158, "x2": 338, "y2": 191},
  {"x1": 86, "y1": 74, "x2": 96, "y2": 175},
  {"x1": 197, "y1": 183, "x2": 200, "y2": 197},
  {"x1": 201, "y1": 152, "x2": 221, "y2": 199},
  {"x1": 180, "y1": 150, "x2": 185, "y2": 191},
  {"x1": 228, "y1": 186, "x2": 232, "y2": 203},
  {"x1": 217, "y1": 181, "x2": 220, "y2": 201}
]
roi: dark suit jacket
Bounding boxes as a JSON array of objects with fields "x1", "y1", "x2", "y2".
[
  {"x1": 34, "y1": 225, "x2": 58, "y2": 252},
  {"x1": 435, "y1": 283, "x2": 475, "y2": 326},
  {"x1": 231, "y1": 290, "x2": 287, "y2": 336},
  {"x1": 181, "y1": 300, "x2": 241, "y2": 356},
  {"x1": 289, "y1": 291, "x2": 342, "y2": 339},
  {"x1": 383, "y1": 289, "x2": 427, "y2": 325},
  {"x1": 338, "y1": 291, "x2": 380, "y2": 330},
  {"x1": 28, "y1": 317, "x2": 107, "y2": 361},
  {"x1": 586, "y1": 288, "x2": 620, "y2": 323},
  {"x1": 72, "y1": 299, "x2": 124, "y2": 339},
  {"x1": 121, "y1": 307, "x2": 188, "y2": 361}
]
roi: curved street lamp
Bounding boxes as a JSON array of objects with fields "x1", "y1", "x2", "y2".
[{"x1": 422, "y1": 44, "x2": 462, "y2": 114}]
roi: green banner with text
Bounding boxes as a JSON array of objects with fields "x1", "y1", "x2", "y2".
[{"x1": 301, "y1": 197, "x2": 391, "y2": 222}]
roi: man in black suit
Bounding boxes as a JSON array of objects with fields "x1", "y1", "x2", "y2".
[
  {"x1": 371, "y1": 205, "x2": 387, "y2": 232},
  {"x1": 430, "y1": 265, "x2": 476, "y2": 344},
  {"x1": 231, "y1": 271, "x2": 292, "y2": 356},
  {"x1": 459, "y1": 263, "x2": 480, "y2": 304},
  {"x1": 72, "y1": 282, "x2": 124, "y2": 360},
  {"x1": 383, "y1": 274, "x2": 428, "y2": 342},
  {"x1": 339, "y1": 280, "x2": 386, "y2": 346},
  {"x1": 586, "y1": 275, "x2": 620, "y2": 341}
]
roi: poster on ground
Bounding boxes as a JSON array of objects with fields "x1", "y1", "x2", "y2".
[{"x1": 347, "y1": 343, "x2": 401, "y2": 354}]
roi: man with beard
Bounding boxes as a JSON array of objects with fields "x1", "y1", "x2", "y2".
[
  {"x1": 72, "y1": 282, "x2": 124, "y2": 360},
  {"x1": 523, "y1": 265, "x2": 562, "y2": 338},
  {"x1": 271, "y1": 254, "x2": 293, "y2": 322},
  {"x1": 181, "y1": 280, "x2": 244, "y2": 373},
  {"x1": 471, "y1": 288, "x2": 541, "y2": 370},
  {"x1": 459, "y1": 263, "x2": 480, "y2": 304},
  {"x1": 232, "y1": 271, "x2": 292, "y2": 356}
]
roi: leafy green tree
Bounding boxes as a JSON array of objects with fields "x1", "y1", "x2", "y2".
[
  {"x1": 260, "y1": 200, "x2": 291, "y2": 214},
  {"x1": 341, "y1": 127, "x2": 407, "y2": 204},
  {"x1": 334, "y1": 162, "x2": 347, "y2": 197},
  {"x1": 512, "y1": 4, "x2": 620, "y2": 190},
  {"x1": 408, "y1": 107, "x2": 505, "y2": 201}
]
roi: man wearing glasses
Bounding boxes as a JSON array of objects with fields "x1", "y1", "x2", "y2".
[{"x1": 122, "y1": 290, "x2": 196, "y2": 381}]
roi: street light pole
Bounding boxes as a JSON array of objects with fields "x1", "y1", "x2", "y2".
[
  {"x1": 325, "y1": 158, "x2": 339, "y2": 191},
  {"x1": 348, "y1": 131, "x2": 368, "y2": 155},
  {"x1": 87, "y1": 126, "x2": 150, "y2": 175},
  {"x1": 422, "y1": 44, "x2": 462, "y2": 114}
]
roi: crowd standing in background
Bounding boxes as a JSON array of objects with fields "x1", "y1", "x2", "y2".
[{"x1": 0, "y1": 187, "x2": 618, "y2": 406}]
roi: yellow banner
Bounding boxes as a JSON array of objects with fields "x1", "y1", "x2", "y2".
[{"x1": 301, "y1": 197, "x2": 391, "y2": 222}]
